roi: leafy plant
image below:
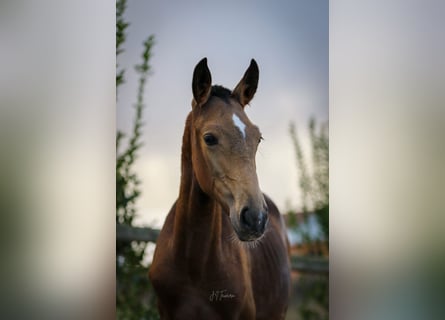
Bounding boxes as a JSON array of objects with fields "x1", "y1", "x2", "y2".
[
  {"x1": 116, "y1": 0, "x2": 159, "y2": 318},
  {"x1": 288, "y1": 118, "x2": 329, "y2": 320},
  {"x1": 289, "y1": 118, "x2": 329, "y2": 241}
]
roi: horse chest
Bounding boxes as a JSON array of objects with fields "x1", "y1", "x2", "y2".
[{"x1": 152, "y1": 256, "x2": 254, "y2": 320}]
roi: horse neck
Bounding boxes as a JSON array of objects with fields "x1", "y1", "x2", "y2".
[{"x1": 173, "y1": 114, "x2": 223, "y2": 266}]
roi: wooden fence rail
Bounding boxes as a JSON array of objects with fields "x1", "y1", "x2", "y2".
[
  {"x1": 117, "y1": 224, "x2": 160, "y2": 243},
  {"x1": 117, "y1": 224, "x2": 328, "y2": 274}
]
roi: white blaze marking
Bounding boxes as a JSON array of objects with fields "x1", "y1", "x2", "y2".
[{"x1": 232, "y1": 114, "x2": 246, "y2": 139}]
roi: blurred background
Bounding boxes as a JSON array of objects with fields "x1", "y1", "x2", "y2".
[{"x1": 1, "y1": 0, "x2": 443, "y2": 319}]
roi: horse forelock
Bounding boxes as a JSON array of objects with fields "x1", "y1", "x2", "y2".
[{"x1": 210, "y1": 85, "x2": 231, "y2": 103}]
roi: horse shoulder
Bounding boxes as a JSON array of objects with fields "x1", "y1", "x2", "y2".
[{"x1": 149, "y1": 202, "x2": 177, "y2": 292}]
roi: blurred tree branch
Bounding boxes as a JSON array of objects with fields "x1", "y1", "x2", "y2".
[{"x1": 115, "y1": 0, "x2": 158, "y2": 318}]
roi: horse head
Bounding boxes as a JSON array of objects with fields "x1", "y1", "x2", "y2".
[{"x1": 189, "y1": 58, "x2": 268, "y2": 241}]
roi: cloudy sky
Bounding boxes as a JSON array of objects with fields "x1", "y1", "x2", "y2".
[{"x1": 117, "y1": 0, "x2": 328, "y2": 227}]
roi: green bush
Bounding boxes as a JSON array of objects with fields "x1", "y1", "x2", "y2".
[
  {"x1": 116, "y1": 1, "x2": 159, "y2": 318},
  {"x1": 289, "y1": 118, "x2": 329, "y2": 320}
]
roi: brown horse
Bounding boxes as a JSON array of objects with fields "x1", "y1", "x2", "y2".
[{"x1": 149, "y1": 58, "x2": 290, "y2": 320}]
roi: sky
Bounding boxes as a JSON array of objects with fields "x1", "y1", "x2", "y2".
[{"x1": 117, "y1": 0, "x2": 328, "y2": 228}]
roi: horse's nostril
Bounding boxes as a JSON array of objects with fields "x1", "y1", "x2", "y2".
[
  {"x1": 240, "y1": 207, "x2": 267, "y2": 234},
  {"x1": 240, "y1": 206, "x2": 250, "y2": 226},
  {"x1": 258, "y1": 212, "x2": 268, "y2": 232}
]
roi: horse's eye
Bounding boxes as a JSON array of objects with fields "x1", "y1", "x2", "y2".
[
  {"x1": 203, "y1": 134, "x2": 218, "y2": 146},
  {"x1": 259, "y1": 136, "x2": 264, "y2": 144}
]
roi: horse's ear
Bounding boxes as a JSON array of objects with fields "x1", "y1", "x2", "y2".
[
  {"x1": 232, "y1": 59, "x2": 259, "y2": 107},
  {"x1": 192, "y1": 57, "x2": 212, "y2": 107}
]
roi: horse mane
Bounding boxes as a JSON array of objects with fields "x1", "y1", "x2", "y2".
[
  {"x1": 210, "y1": 85, "x2": 231, "y2": 102},
  {"x1": 179, "y1": 114, "x2": 193, "y2": 197}
]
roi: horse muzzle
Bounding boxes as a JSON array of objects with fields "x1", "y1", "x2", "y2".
[{"x1": 231, "y1": 204, "x2": 269, "y2": 241}]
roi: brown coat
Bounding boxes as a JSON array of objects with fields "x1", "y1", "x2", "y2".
[{"x1": 149, "y1": 58, "x2": 290, "y2": 319}]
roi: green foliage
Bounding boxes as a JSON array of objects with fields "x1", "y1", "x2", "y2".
[
  {"x1": 116, "y1": 35, "x2": 155, "y2": 226},
  {"x1": 289, "y1": 123, "x2": 312, "y2": 213},
  {"x1": 287, "y1": 209, "x2": 298, "y2": 228},
  {"x1": 116, "y1": 0, "x2": 129, "y2": 88},
  {"x1": 289, "y1": 118, "x2": 329, "y2": 320},
  {"x1": 116, "y1": 0, "x2": 159, "y2": 318},
  {"x1": 289, "y1": 118, "x2": 329, "y2": 241},
  {"x1": 297, "y1": 275, "x2": 329, "y2": 320}
]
